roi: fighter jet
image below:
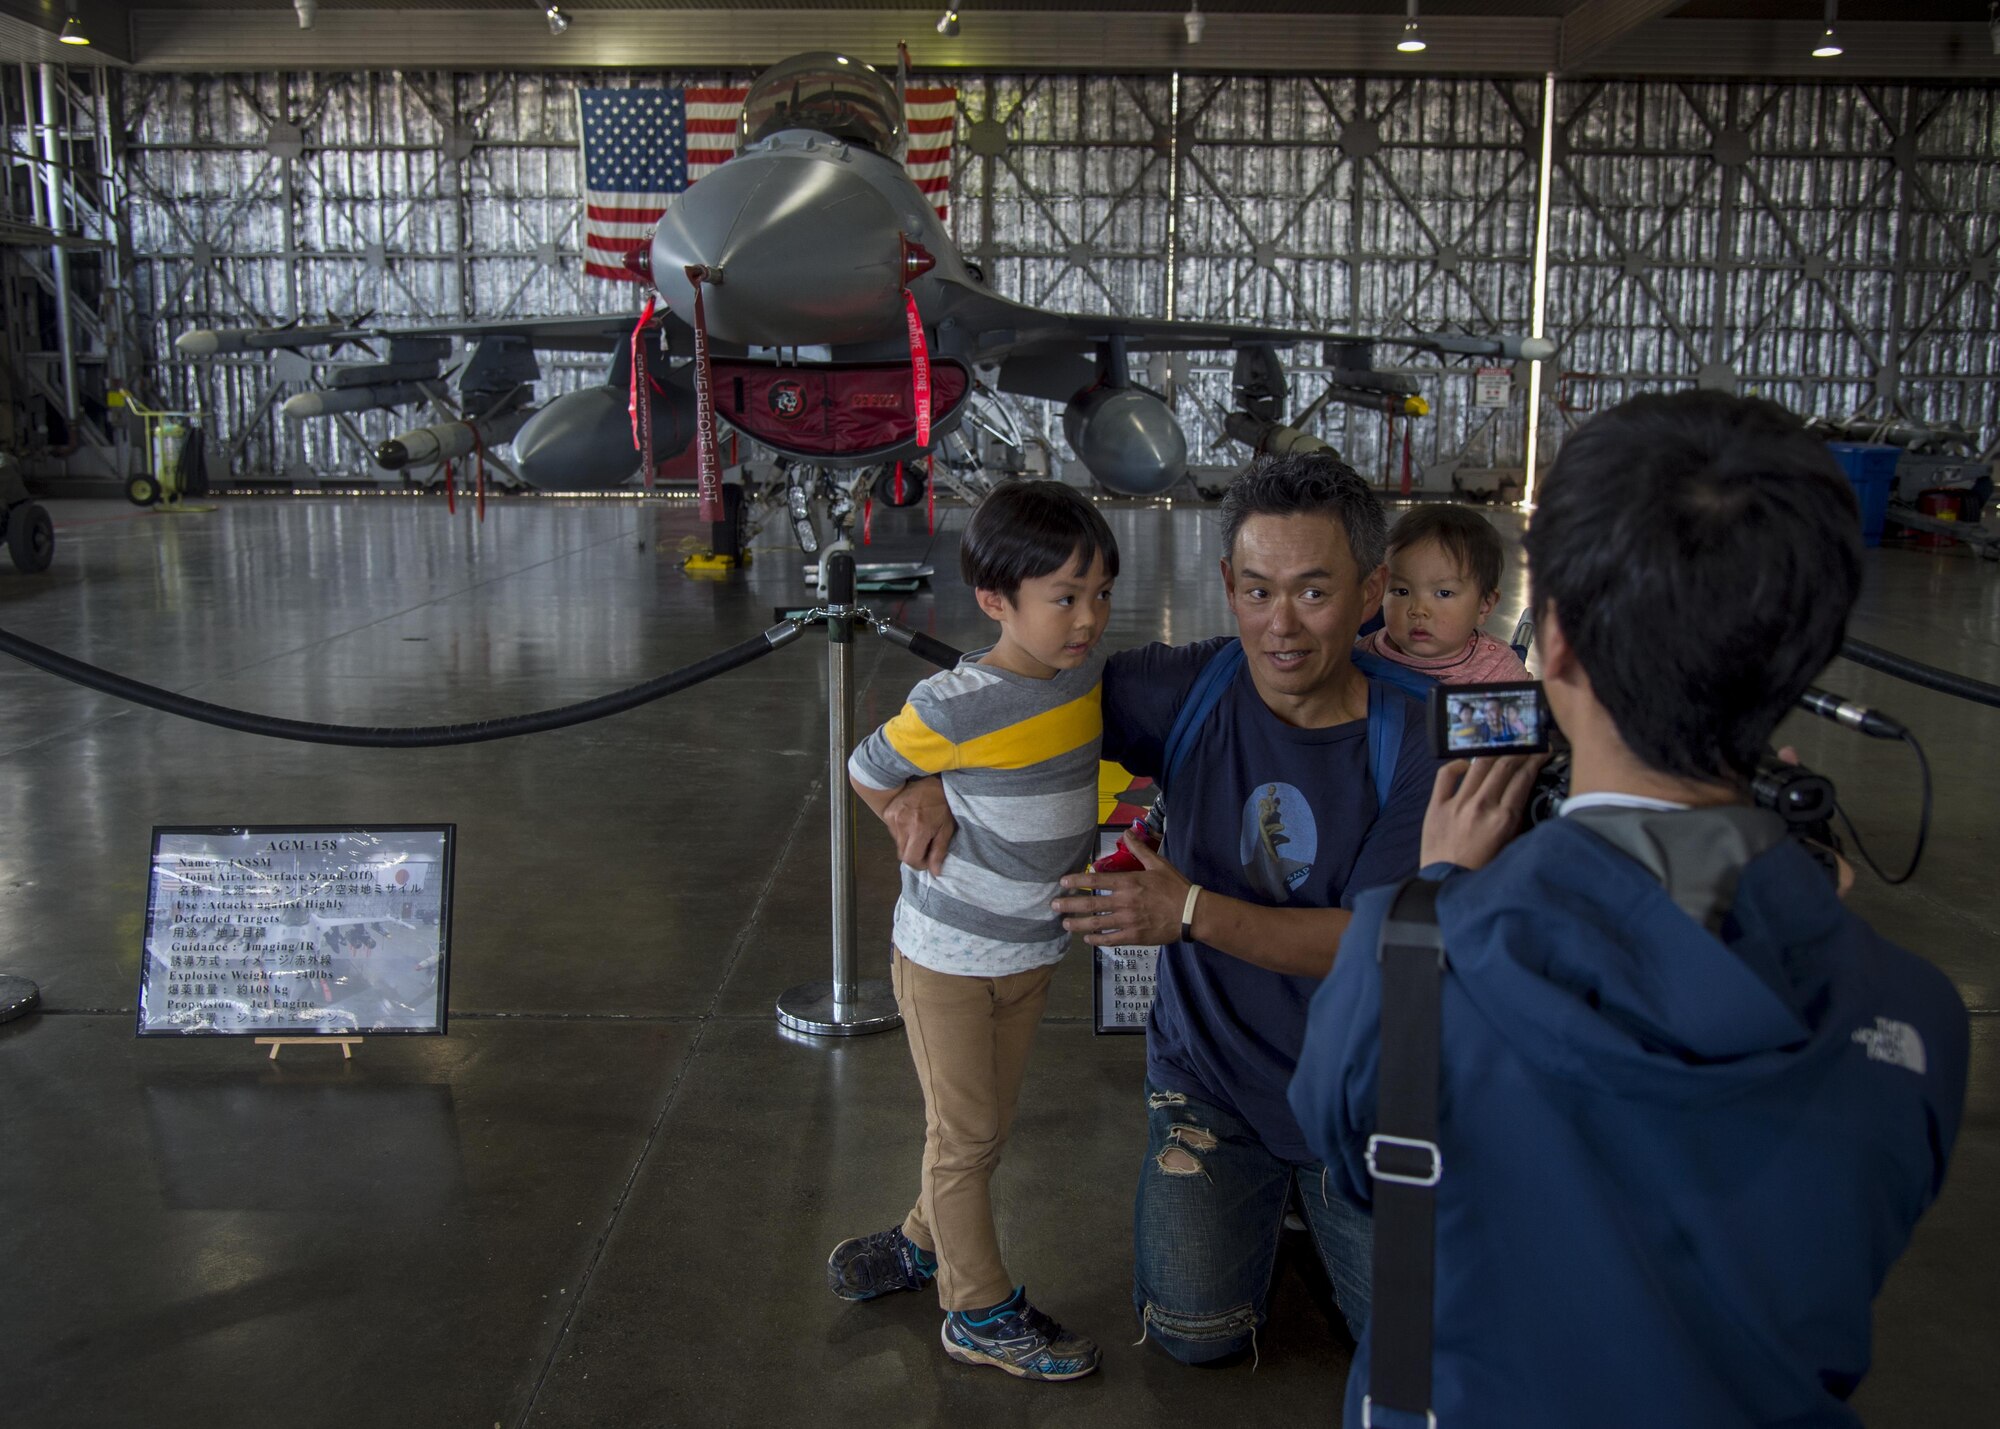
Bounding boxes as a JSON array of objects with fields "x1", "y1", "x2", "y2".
[{"x1": 177, "y1": 50, "x2": 1553, "y2": 558}]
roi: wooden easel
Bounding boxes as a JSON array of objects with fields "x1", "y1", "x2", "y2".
[{"x1": 255, "y1": 1036, "x2": 364, "y2": 1061}]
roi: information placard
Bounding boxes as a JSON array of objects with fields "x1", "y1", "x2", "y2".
[
  {"x1": 1094, "y1": 945, "x2": 1159, "y2": 1035},
  {"x1": 1090, "y1": 827, "x2": 1160, "y2": 1035},
  {"x1": 1474, "y1": 366, "x2": 1513, "y2": 408},
  {"x1": 138, "y1": 826, "x2": 454, "y2": 1038}
]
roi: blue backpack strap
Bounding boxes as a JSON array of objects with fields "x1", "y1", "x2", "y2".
[
  {"x1": 1353, "y1": 650, "x2": 1426, "y2": 815},
  {"x1": 1161, "y1": 639, "x2": 1244, "y2": 796},
  {"x1": 1367, "y1": 679, "x2": 1404, "y2": 815}
]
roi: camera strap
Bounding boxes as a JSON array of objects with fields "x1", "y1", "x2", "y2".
[{"x1": 1365, "y1": 876, "x2": 1446, "y2": 1427}]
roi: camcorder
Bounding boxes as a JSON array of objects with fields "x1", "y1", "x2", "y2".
[
  {"x1": 1428, "y1": 682, "x2": 1551, "y2": 759},
  {"x1": 1431, "y1": 682, "x2": 1847, "y2": 875}
]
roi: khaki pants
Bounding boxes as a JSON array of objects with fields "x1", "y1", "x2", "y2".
[{"x1": 892, "y1": 947, "x2": 1055, "y2": 1312}]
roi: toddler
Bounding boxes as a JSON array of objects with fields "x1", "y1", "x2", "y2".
[{"x1": 1356, "y1": 505, "x2": 1529, "y2": 683}]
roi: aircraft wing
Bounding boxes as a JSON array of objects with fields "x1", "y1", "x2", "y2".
[
  {"x1": 930, "y1": 278, "x2": 1552, "y2": 365},
  {"x1": 175, "y1": 313, "x2": 653, "y2": 358}
]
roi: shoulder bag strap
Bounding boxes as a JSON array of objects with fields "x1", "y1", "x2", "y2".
[{"x1": 1365, "y1": 876, "x2": 1446, "y2": 1428}]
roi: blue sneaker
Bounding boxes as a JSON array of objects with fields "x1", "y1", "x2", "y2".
[
  {"x1": 941, "y1": 1288, "x2": 1101, "y2": 1381},
  {"x1": 827, "y1": 1225, "x2": 935, "y2": 1302}
]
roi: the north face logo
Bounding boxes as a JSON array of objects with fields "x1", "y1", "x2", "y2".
[{"x1": 1852, "y1": 1017, "x2": 1927, "y2": 1075}]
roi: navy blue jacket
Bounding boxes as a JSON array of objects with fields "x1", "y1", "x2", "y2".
[{"x1": 1290, "y1": 816, "x2": 1968, "y2": 1428}]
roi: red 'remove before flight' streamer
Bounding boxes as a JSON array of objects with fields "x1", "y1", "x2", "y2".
[
  {"x1": 905, "y1": 290, "x2": 932, "y2": 450},
  {"x1": 685, "y1": 267, "x2": 725, "y2": 523}
]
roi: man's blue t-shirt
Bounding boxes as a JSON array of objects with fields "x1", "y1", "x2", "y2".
[{"x1": 1103, "y1": 636, "x2": 1435, "y2": 1161}]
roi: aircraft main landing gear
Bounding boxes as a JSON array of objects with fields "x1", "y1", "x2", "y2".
[{"x1": 683, "y1": 481, "x2": 752, "y2": 574}]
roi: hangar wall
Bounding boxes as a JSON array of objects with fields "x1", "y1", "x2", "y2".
[{"x1": 90, "y1": 66, "x2": 2000, "y2": 485}]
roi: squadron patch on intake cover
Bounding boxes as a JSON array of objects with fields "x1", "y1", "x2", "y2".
[{"x1": 769, "y1": 380, "x2": 806, "y2": 421}]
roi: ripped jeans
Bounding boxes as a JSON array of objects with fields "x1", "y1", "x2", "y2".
[{"x1": 1133, "y1": 1081, "x2": 1372, "y2": 1363}]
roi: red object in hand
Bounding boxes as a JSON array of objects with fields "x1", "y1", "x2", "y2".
[{"x1": 1090, "y1": 818, "x2": 1157, "y2": 874}]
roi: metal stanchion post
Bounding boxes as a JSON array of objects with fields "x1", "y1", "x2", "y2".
[{"x1": 776, "y1": 547, "x2": 902, "y2": 1037}]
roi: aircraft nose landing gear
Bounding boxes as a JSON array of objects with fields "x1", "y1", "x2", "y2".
[{"x1": 786, "y1": 469, "x2": 820, "y2": 556}]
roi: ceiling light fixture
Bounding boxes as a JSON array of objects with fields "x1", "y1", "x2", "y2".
[
  {"x1": 58, "y1": 2, "x2": 89, "y2": 46},
  {"x1": 1811, "y1": 0, "x2": 1842, "y2": 58},
  {"x1": 545, "y1": 4, "x2": 570, "y2": 36},
  {"x1": 1397, "y1": 0, "x2": 1426, "y2": 54},
  {"x1": 936, "y1": 8, "x2": 961, "y2": 38},
  {"x1": 1184, "y1": 1, "x2": 1205, "y2": 45},
  {"x1": 295, "y1": 0, "x2": 317, "y2": 28}
]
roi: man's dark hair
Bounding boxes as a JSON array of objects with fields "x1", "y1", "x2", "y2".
[
  {"x1": 1220, "y1": 451, "x2": 1388, "y2": 577},
  {"x1": 1525, "y1": 390, "x2": 1862, "y2": 784},
  {"x1": 1388, "y1": 505, "x2": 1506, "y2": 598},
  {"x1": 959, "y1": 479, "x2": 1119, "y2": 598}
]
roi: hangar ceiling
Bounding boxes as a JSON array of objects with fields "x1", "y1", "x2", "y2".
[{"x1": 2, "y1": 2, "x2": 1998, "y2": 78}]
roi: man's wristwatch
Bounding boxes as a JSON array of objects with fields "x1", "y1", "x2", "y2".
[{"x1": 1181, "y1": 884, "x2": 1202, "y2": 944}]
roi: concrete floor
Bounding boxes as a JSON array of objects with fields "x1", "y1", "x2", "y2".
[{"x1": 0, "y1": 493, "x2": 1992, "y2": 1428}]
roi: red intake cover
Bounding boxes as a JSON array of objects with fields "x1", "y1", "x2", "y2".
[{"x1": 712, "y1": 360, "x2": 971, "y2": 460}]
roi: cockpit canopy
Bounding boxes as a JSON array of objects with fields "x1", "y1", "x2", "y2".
[{"x1": 740, "y1": 52, "x2": 904, "y2": 158}]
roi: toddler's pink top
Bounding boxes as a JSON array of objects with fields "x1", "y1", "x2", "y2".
[{"x1": 1356, "y1": 627, "x2": 1530, "y2": 685}]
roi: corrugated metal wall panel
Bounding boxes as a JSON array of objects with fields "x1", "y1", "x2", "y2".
[{"x1": 1543, "y1": 78, "x2": 1999, "y2": 451}]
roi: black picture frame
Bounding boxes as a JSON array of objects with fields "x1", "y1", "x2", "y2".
[{"x1": 137, "y1": 824, "x2": 455, "y2": 1038}]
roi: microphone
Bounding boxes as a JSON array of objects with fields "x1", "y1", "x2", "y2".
[{"x1": 1798, "y1": 686, "x2": 1908, "y2": 739}]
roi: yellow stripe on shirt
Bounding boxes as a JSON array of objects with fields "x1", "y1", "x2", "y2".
[
  {"x1": 959, "y1": 685, "x2": 1101, "y2": 769},
  {"x1": 882, "y1": 683, "x2": 1103, "y2": 773},
  {"x1": 880, "y1": 703, "x2": 959, "y2": 773}
]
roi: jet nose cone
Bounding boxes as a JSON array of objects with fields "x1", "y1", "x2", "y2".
[{"x1": 650, "y1": 139, "x2": 910, "y2": 347}]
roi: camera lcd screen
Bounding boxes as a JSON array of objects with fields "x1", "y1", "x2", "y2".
[{"x1": 1429, "y1": 682, "x2": 1550, "y2": 758}]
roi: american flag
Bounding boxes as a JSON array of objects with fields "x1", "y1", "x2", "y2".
[
  {"x1": 580, "y1": 84, "x2": 957, "y2": 284},
  {"x1": 904, "y1": 88, "x2": 958, "y2": 225}
]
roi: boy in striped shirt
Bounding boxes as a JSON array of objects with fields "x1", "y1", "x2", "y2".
[{"x1": 828, "y1": 481, "x2": 1116, "y2": 1382}]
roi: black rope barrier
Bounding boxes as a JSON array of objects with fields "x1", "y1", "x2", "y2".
[{"x1": 0, "y1": 621, "x2": 802, "y2": 748}]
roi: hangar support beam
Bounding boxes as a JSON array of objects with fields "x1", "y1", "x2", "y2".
[{"x1": 103, "y1": 12, "x2": 2000, "y2": 83}]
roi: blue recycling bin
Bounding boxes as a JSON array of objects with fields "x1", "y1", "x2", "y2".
[{"x1": 1824, "y1": 442, "x2": 1898, "y2": 548}]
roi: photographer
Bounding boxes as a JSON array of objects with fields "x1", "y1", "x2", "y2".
[{"x1": 1288, "y1": 391, "x2": 1969, "y2": 1427}]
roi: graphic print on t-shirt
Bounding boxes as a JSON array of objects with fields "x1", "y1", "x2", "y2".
[{"x1": 1239, "y1": 782, "x2": 1317, "y2": 901}]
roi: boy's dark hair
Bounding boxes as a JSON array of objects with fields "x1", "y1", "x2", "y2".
[
  {"x1": 1388, "y1": 505, "x2": 1506, "y2": 598},
  {"x1": 1524, "y1": 390, "x2": 1862, "y2": 784},
  {"x1": 1220, "y1": 451, "x2": 1387, "y2": 577},
  {"x1": 959, "y1": 479, "x2": 1119, "y2": 598}
]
